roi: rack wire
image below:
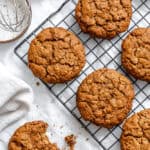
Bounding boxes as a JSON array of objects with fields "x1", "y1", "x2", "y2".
[{"x1": 14, "y1": 0, "x2": 150, "y2": 149}]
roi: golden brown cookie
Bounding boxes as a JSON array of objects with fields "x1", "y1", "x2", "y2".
[
  {"x1": 28, "y1": 27, "x2": 85, "y2": 83},
  {"x1": 75, "y1": 0, "x2": 132, "y2": 39},
  {"x1": 121, "y1": 109, "x2": 150, "y2": 150},
  {"x1": 122, "y1": 28, "x2": 150, "y2": 81},
  {"x1": 77, "y1": 68, "x2": 134, "y2": 128},
  {"x1": 8, "y1": 121, "x2": 59, "y2": 150}
]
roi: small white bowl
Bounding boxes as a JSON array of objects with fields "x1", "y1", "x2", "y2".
[{"x1": 0, "y1": 0, "x2": 32, "y2": 43}]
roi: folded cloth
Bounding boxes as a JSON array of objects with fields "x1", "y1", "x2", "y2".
[{"x1": 0, "y1": 63, "x2": 33, "y2": 132}]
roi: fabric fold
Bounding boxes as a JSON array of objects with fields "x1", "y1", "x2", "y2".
[{"x1": 0, "y1": 63, "x2": 33, "y2": 132}]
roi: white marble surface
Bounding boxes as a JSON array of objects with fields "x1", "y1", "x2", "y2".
[{"x1": 0, "y1": 1, "x2": 149, "y2": 150}]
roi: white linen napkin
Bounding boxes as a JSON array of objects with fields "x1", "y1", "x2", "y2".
[{"x1": 0, "y1": 63, "x2": 33, "y2": 132}]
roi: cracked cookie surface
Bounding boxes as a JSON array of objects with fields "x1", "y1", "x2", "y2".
[
  {"x1": 75, "y1": 0, "x2": 132, "y2": 38},
  {"x1": 122, "y1": 28, "x2": 150, "y2": 81},
  {"x1": 77, "y1": 68, "x2": 134, "y2": 128},
  {"x1": 28, "y1": 27, "x2": 85, "y2": 83},
  {"x1": 121, "y1": 109, "x2": 150, "y2": 150},
  {"x1": 9, "y1": 121, "x2": 59, "y2": 150}
]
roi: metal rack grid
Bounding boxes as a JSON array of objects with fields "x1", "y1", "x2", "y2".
[{"x1": 14, "y1": 0, "x2": 150, "y2": 149}]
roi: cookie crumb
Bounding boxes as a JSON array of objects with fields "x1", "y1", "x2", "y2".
[
  {"x1": 65, "y1": 134, "x2": 76, "y2": 150},
  {"x1": 60, "y1": 125, "x2": 64, "y2": 129},
  {"x1": 36, "y1": 82, "x2": 40, "y2": 86}
]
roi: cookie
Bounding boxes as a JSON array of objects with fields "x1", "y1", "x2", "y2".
[
  {"x1": 77, "y1": 68, "x2": 134, "y2": 128},
  {"x1": 8, "y1": 121, "x2": 59, "y2": 150},
  {"x1": 28, "y1": 27, "x2": 85, "y2": 83},
  {"x1": 122, "y1": 28, "x2": 150, "y2": 81},
  {"x1": 75, "y1": 0, "x2": 132, "y2": 39},
  {"x1": 121, "y1": 109, "x2": 150, "y2": 150}
]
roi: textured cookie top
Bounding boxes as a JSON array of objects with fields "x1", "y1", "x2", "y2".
[
  {"x1": 121, "y1": 109, "x2": 150, "y2": 150},
  {"x1": 75, "y1": 0, "x2": 132, "y2": 38},
  {"x1": 77, "y1": 68, "x2": 134, "y2": 128},
  {"x1": 28, "y1": 27, "x2": 85, "y2": 83},
  {"x1": 122, "y1": 28, "x2": 150, "y2": 81},
  {"x1": 9, "y1": 121, "x2": 59, "y2": 150}
]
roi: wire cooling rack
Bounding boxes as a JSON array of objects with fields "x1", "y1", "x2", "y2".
[{"x1": 14, "y1": 0, "x2": 150, "y2": 149}]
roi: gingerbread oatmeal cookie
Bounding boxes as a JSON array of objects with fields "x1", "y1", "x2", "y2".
[
  {"x1": 28, "y1": 27, "x2": 85, "y2": 83},
  {"x1": 8, "y1": 121, "x2": 59, "y2": 150},
  {"x1": 121, "y1": 109, "x2": 150, "y2": 150},
  {"x1": 75, "y1": 0, "x2": 132, "y2": 38},
  {"x1": 77, "y1": 68, "x2": 134, "y2": 128},
  {"x1": 122, "y1": 28, "x2": 150, "y2": 81}
]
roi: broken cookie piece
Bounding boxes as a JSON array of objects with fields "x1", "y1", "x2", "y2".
[
  {"x1": 65, "y1": 134, "x2": 76, "y2": 150},
  {"x1": 8, "y1": 121, "x2": 59, "y2": 150}
]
